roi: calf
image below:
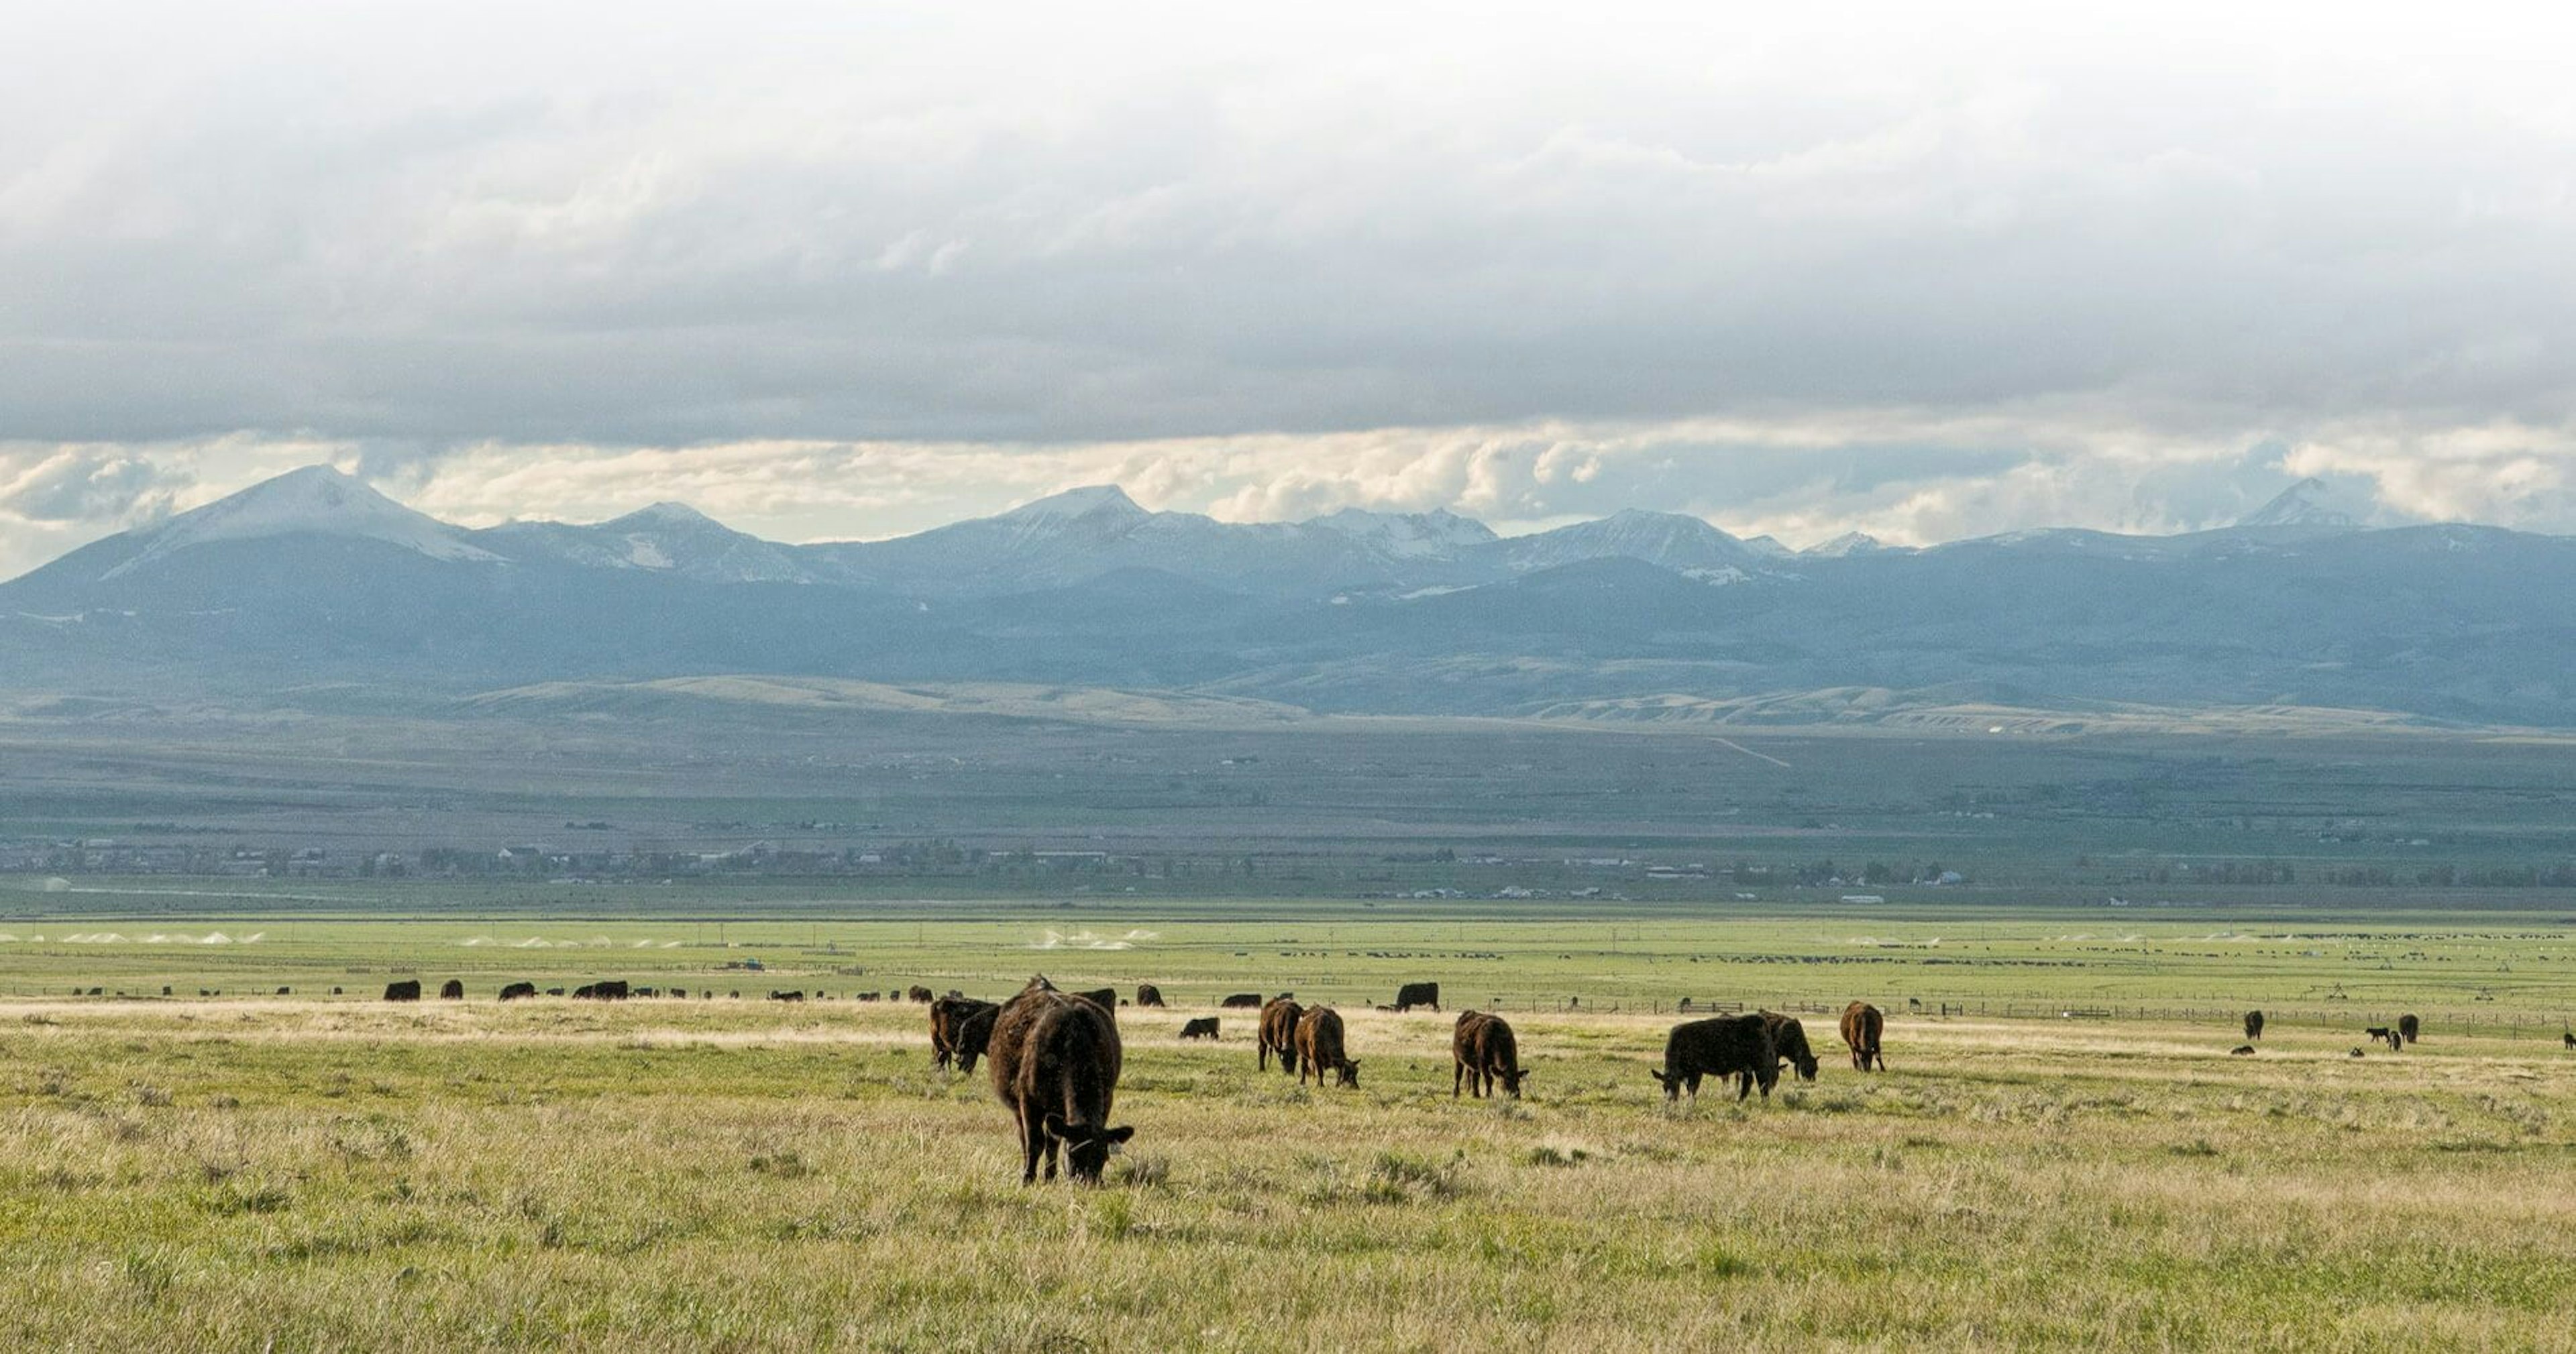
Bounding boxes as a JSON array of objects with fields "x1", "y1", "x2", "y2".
[
  {"x1": 2364, "y1": 1025, "x2": 2402, "y2": 1050},
  {"x1": 1653, "y1": 1015, "x2": 1778, "y2": 1102},
  {"x1": 1452, "y1": 1011, "x2": 1527, "y2": 1098},
  {"x1": 383, "y1": 980, "x2": 422, "y2": 1003},
  {"x1": 1840, "y1": 1001, "x2": 1887, "y2": 1072},
  {"x1": 931, "y1": 995, "x2": 1001, "y2": 1072},
  {"x1": 1393, "y1": 981, "x2": 1440, "y2": 1013},
  {"x1": 1258, "y1": 997, "x2": 1305, "y2": 1075},
  {"x1": 2230, "y1": 1044, "x2": 2256, "y2": 1056},
  {"x1": 987, "y1": 976, "x2": 1133, "y2": 1184},
  {"x1": 2244, "y1": 1010, "x2": 2265, "y2": 1040},
  {"x1": 1296, "y1": 1007, "x2": 1360, "y2": 1088},
  {"x1": 1179, "y1": 1017, "x2": 1220, "y2": 1041},
  {"x1": 1754, "y1": 1011, "x2": 1821, "y2": 1093},
  {"x1": 1134, "y1": 984, "x2": 1165, "y2": 1008}
]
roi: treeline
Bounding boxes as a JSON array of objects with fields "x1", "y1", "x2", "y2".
[{"x1": 2125, "y1": 860, "x2": 2576, "y2": 888}]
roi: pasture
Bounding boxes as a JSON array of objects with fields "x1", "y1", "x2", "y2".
[{"x1": 4, "y1": 904, "x2": 2576, "y2": 1349}]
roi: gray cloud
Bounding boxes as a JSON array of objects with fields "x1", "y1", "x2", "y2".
[{"x1": 4, "y1": 3, "x2": 2575, "y2": 576}]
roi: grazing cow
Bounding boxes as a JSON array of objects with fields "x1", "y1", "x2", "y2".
[
  {"x1": 2230, "y1": 1044, "x2": 2256, "y2": 1056},
  {"x1": 987, "y1": 976, "x2": 1133, "y2": 1184},
  {"x1": 547, "y1": 988, "x2": 566, "y2": 997},
  {"x1": 276, "y1": 986, "x2": 291, "y2": 997},
  {"x1": 1393, "y1": 982, "x2": 1441, "y2": 1013},
  {"x1": 2564, "y1": 1031, "x2": 2575, "y2": 1051},
  {"x1": 1179, "y1": 1017, "x2": 1220, "y2": 1041},
  {"x1": 1452, "y1": 1011, "x2": 1527, "y2": 1098},
  {"x1": 1075, "y1": 988, "x2": 1119, "y2": 1020},
  {"x1": 1221, "y1": 993, "x2": 1263, "y2": 1009},
  {"x1": 1295, "y1": 1007, "x2": 1360, "y2": 1088},
  {"x1": 384, "y1": 980, "x2": 423, "y2": 1003},
  {"x1": 908, "y1": 985, "x2": 934, "y2": 1003},
  {"x1": 931, "y1": 996, "x2": 1002, "y2": 1072},
  {"x1": 1652, "y1": 1015, "x2": 1778, "y2": 1102},
  {"x1": 770, "y1": 989, "x2": 806, "y2": 1003},
  {"x1": 1135, "y1": 984, "x2": 1165, "y2": 1008},
  {"x1": 579, "y1": 980, "x2": 631, "y2": 1001},
  {"x1": 2244, "y1": 1010, "x2": 2265, "y2": 1040},
  {"x1": 439, "y1": 979, "x2": 465, "y2": 1001},
  {"x1": 2398, "y1": 1014, "x2": 2420, "y2": 1045},
  {"x1": 498, "y1": 982, "x2": 538, "y2": 1001},
  {"x1": 1757, "y1": 1011, "x2": 1821, "y2": 1091},
  {"x1": 1258, "y1": 997, "x2": 1305, "y2": 1075},
  {"x1": 1840, "y1": 1002, "x2": 1887, "y2": 1072}
]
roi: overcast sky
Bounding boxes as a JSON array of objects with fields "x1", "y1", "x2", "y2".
[{"x1": 7, "y1": 0, "x2": 2576, "y2": 576}]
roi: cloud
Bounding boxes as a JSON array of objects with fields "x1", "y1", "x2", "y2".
[{"x1": 3, "y1": 3, "x2": 2575, "y2": 577}]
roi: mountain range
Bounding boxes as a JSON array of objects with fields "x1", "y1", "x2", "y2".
[{"x1": 5, "y1": 467, "x2": 2571, "y2": 728}]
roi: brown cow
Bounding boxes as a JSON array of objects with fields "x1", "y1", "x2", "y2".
[
  {"x1": 908, "y1": 985, "x2": 934, "y2": 1003},
  {"x1": 1840, "y1": 1001, "x2": 1887, "y2": 1072},
  {"x1": 1258, "y1": 997, "x2": 1305, "y2": 1075},
  {"x1": 987, "y1": 976, "x2": 1133, "y2": 1184},
  {"x1": 1296, "y1": 1007, "x2": 1360, "y2": 1088},
  {"x1": 1652, "y1": 1015, "x2": 1777, "y2": 1102},
  {"x1": 1451, "y1": 1011, "x2": 1526, "y2": 1098}
]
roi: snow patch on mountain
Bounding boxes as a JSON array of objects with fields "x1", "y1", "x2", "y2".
[
  {"x1": 1805, "y1": 531, "x2": 1890, "y2": 558},
  {"x1": 1305, "y1": 506, "x2": 1497, "y2": 559}
]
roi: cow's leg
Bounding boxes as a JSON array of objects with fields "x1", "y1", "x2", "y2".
[
  {"x1": 1018, "y1": 1111, "x2": 1043, "y2": 1185},
  {"x1": 1453, "y1": 1060, "x2": 1464, "y2": 1098}
]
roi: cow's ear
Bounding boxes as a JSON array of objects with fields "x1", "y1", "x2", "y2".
[
  {"x1": 1042, "y1": 1113, "x2": 1070, "y2": 1142},
  {"x1": 1104, "y1": 1125, "x2": 1135, "y2": 1145}
]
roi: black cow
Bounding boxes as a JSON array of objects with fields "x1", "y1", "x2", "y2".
[
  {"x1": 909, "y1": 985, "x2": 934, "y2": 1003},
  {"x1": 439, "y1": 979, "x2": 465, "y2": 1001},
  {"x1": 1393, "y1": 982, "x2": 1440, "y2": 1013},
  {"x1": 384, "y1": 980, "x2": 422, "y2": 1002},
  {"x1": 2398, "y1": 1014, "x2": 2420, "y2": 1045},
  {"x1": 576, "y1": 980, "x2": 631, "y2": 1001},
  {"x1": 1220, "y1": 993, "x2": 1263, "y2": 1009},
  {"x1": 1452, "y1": 1011, "x2": 1526, "y2": 1098},
  {"x1": 1179, "y1": 1017, "x2": 1220, "y2": 1040},
  {"x1": 932, "y1": 996, "x2": 1002, "y2": 1072},
  {"x1": 1652, "y1": 1015, "x2": 1778, "y2": 1102},
  {"x1": 1755, "y1": 1011, "x2": 1821, "y2": 1092},
  {"x1": 276, "y1": 986, "x2": 291, "y2": 997},
  {"x1": 1258, "y1": 997, "x2": 1305, "y2": 1074},
  {"x1": 498, "y1": 982, "x2": 538, "y2": 1001},
  {"x1": 1075, "y1": 988, "x2": 1119, "y2": 1020},
  {"x1": 2230, "y1": 1045, "x2": 2257, "y2": 1056},
  {"x1": 2244, "y1": 1010, "x2": 2265, "y2": 1040},
  {"x1": 1135, "y1": 984, "x2": 1166, "y2": 1008},
  {"x1": 2365, "y1": 1025, "x2": 2402, "y2": 1050},
  {"x1": 987, "y1": 976, "x2": 1133, "y2": 1184},
  {"x1": 769, "y1": 989, "x2": 806, "y2": 1003},
  {"x1": 1296, "y1": 1007, "x2": 1360, "y2": 1088}
]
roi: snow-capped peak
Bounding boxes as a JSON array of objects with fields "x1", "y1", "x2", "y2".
[
  {"x1": 997, "y1": 485, "x2": 1149, "y2": 525},
  {"x1": 2238, "y1": 477, "x2": 2370, "y2": 529},
  {"x1": 1740, "y1": 534, "x2": 1796, "y2": 559},
  {"x1": 1804, "y1": 530, "x2": 1889, "y2": 558},
  {"x1": 103, "y1": 465, "x2": 499, "y2": 579},
  {"x1": 610, "y1": 502, "x2": 724, "y2": 530},
  {"x1": 1304, "y1": 506, "x2": 1498, "y2": 557}
]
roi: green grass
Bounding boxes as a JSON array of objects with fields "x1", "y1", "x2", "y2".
[{"x1": 2, "y1": 907, "x2": 2576, "y2": 1347}]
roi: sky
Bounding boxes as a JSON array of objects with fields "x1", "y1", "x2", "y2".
[{"x1": 6, "y1": 0, "x2": 2576, "y2": 577}]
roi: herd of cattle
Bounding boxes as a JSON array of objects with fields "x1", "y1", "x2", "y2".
[
  {"x1": 915, "y1": 975, "x2": 1900, "y2": 1182},
  {"x1": 350, "y1": 976, "x2": 2501, "y2": 1184}
]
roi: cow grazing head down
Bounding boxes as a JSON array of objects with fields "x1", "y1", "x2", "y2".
[{"x1": 1042, "y1": 1115, "x2": 1136, "y2": 1180}]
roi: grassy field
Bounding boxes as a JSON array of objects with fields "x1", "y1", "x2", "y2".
[{"x1": 5, "y1": 903, "x2": 2576, "y2": 1349}]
